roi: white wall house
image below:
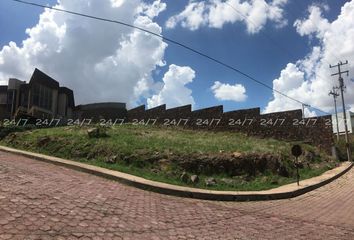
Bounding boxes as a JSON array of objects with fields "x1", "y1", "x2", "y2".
[{"x1": 332, "y1": 111, "x2": 354, "y2": 134}]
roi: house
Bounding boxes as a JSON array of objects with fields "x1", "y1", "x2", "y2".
[
  {"x1": 331, "y1": 111, "x2": 354, "y2": 135},
  {"x1": 0, "y1": 68, "x2": 75, "y2": 120}
]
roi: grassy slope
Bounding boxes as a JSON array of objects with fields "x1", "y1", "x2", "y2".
[{"x1": 1, "y1": 124, "x2": 337, "y2": 191}]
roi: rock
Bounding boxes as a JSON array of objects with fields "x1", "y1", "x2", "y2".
[
  {"x1": 304, "y1": 150, "x2": 316, "y2": 162},
  {"x1": 180, "y1": 172, "x2": 189, "y2": 183},
  {"x1": 277, "y1": 165, "x2": 289, "y2": 177},
  {"x1": 220, "y1": 178, "x2": 233, "y2": 185},
  {"x1": 123, "y1": 154, "x2": 138, "y2": 164},
  {"x1": 86, "y1": 151, "x2": 97, "y2": 160},
  {"x1": 244, "y1": 175, "x2": 254, "y2": 182},
  {"x1": 295, "y1": 161, "x2": 304, "y2": 169},
  {"x1": 37, "y1": 136, "x2": 51, "y2": 147},
  {"x1": 87, "y1": 128, "x2": 100, "y2": 138},
  {"x1": 158, "y1": 159, "x2": 171, "y2": 171},
  {"x1": 205, "y1": 177, "x2": 217, "y2": 187},
  {"x1": 271, "y1": 179, "x2": 279, "y2": 185},
  {"x1": 165, "y1": 171, "x2": 175, "y2": 177},
  {"x1": 232, "y1": 152, "x2": 242, "y2": 158},
  {"x1": 105, "y1": 155, "x2": 118, "y2": 164},
  {"x1": 306, "y1": 162, "x2": 311, "y2": 169},
  {"x1": 6, "y1": 133, "x2": 17, "y2": 142},
  {"x1": 190, "y1": 175, "x2": 199, "y2": 184},
  {"x1": 72, "y1": 150, "x2": 85, "y2": 158}
]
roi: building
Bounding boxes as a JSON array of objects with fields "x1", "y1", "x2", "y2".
[
  {"x1": 331, "y1": 111, "x2": 354, "y2": 135},
  {"x1": 0, "y1": 68, "x2": 75, "y2": 120}
]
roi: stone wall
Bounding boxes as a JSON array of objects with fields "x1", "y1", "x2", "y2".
[
  {"x1": 161, "y1": 105, "x2": 192, "y2": 126},
  {"x1": 218, "y1": 108, "x2": 260, "y2": 132},
  {"x1": 189, "y1": 105, "x2": 223, "y2": 129},
  {"x1": 74, "y1": 102, "x2": 127, "y2": 122},
  {"x1": 145, "y1": 104, "x2": 166, "y2": 123},
  {"x1": 127, "y1": 105, "x2": 145, "y2": 122},
  {"x1": 125, "y1": 104, "x2": 334, "y2": 151}
]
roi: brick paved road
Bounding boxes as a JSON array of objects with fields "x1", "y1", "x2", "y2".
[{"x1": 0, "y1": 151, "x2": 354, "y2": 240}]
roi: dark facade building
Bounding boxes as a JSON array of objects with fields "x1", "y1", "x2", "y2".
[
  {"x1": 0, "y1": 68, "x2": 75, "y2": 120},
  {"x1": 0, "y1": 68, "x2": 130, "y2": 122}
]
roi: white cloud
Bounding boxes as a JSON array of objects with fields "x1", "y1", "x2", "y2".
[
  {"x1": 211, "y1": 81, "x2": 247, "y2": 102},
  {"x1": 147, "y1": 64, "x2": 195, "y2": 109},
  {"x1": 294, "y1": 4, "x2": 330, "y2": 39},
  {"x1": 166, "y1": 0, "x2": 288, "y2": 34},
  {"x1": 265, "y1": 1, "x2": 354, "y2": 117},
  {"x1": 166, "y1": 1, "x2": 207, "y2": 31},
  {"x1": 0, "y1": 0, "x2": 168, "y2": 107},
  {"x1": 139, "y1": 0, "x2": 167, "y2": 18}
]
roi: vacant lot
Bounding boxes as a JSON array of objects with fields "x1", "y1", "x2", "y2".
[{"x1": 0, "y1": 124, "x2": 338, "y2": 191}]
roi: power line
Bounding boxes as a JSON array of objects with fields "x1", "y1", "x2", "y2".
[
  {"x1": 224, "y1": 0, "x2": 346, "y2": 117},
  {"x1": 8, "y1": 0, "x2": 332, "y2": 116}
]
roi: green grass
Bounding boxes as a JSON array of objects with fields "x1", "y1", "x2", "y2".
[
  {"x1": 335, "y1": 134, "x2": 354, "y2": 161},
  {"x1": 4, "y1": 124, "x2": 305, "y2": 154},
  {"x1": 0, "y1": 124, "x2": 338, "y2": 191}
]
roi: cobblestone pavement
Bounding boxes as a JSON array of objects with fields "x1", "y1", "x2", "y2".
[{"x1": 0, "y1": 151, "x2": 354, "y2": 240}]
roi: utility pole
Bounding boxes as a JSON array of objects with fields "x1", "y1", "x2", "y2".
[
  {"x1": 330, "y1": 61, "x2": 351, "y2": 161},
  {"x1": 329, "y1": 87, "x2": 340, "y2": 141}
]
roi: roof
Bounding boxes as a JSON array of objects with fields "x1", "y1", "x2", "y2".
[{"x1": 29, "y1": 68, "x2": 60, "y2": 89}]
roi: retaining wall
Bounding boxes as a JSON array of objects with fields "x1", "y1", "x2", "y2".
[{"x1": 126, "y1": 104, "x2": 334, "y2": 152}]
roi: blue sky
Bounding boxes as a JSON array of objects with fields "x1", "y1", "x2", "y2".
[{"x1": 0, "y1": 0, "x2": 353, "y2": 114}]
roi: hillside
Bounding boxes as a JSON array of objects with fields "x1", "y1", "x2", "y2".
[{"x1": 0, "y1": 124, "x2": 338, "y2": 191}]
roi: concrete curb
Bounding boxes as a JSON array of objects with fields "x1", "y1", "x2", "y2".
[{"x1": 0, "y1": 145, "x2": 352, "y2": 201}]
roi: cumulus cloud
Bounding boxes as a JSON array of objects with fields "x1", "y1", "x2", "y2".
[
  {"x1": 165, "y1": 1, "x2": 207, "y2": 31},
  {"x1": 139, "y1": 0, "x2": 167, "y2": 18},
  {"x1": 0, "y1": 0, "x2": 168, "y2": 107},
  {"x1": 166, "y1": 0, "x2": 288, "y2": 34},
  {"x1": 147, "y1": 64, "x2": 195, "y2": 109},
  {"x1": 294, "y1": 4, "x2": 330, "y2": 39},
  {"x1": 265, "y1": 1, "x2": 354, "y2": 116},
  {"x1": 211, "y1": 81, "x2": 247, "y2": 102}
]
